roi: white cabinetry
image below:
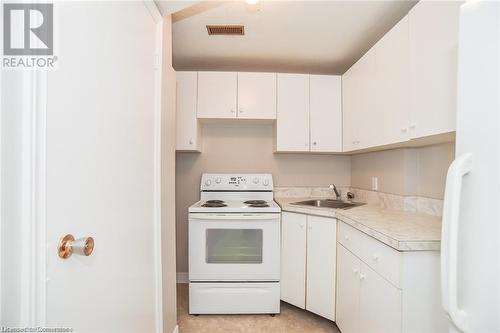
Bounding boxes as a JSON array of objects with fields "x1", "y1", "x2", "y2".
[
  {"x1": 306, "y1": 215, "x2": 336, "y2": 320},
  {"x1": 280, "y1": 212, "x2": 307, "y2": 308},
  {"x1": 277, "y1": 74, "x2": 342, "y2": 153},
  {"x1": 343, "y1": 51, "x2": 376, "y2": 151},
  {"x1": 343, "y1": 16, "x2": 409, "y2": 151},
  {"x1": 409, "y1": 1, "x2": 463, "y2": 138},
  {"x1": 176, "y1": 71, "x2": 201, "y2": 151},
  {"x1": 197, "y1": 72, "x2": 237, "y2": 119},
  {"x1": 374, "y1": 16, "x2": 410, "y2": 147},
  {"x1": 310, "y1": 75, "x2": 342, "y2": 152},
  {"x1": 276, "y1": 74, "x2": 310, "y2": 152},
  {"x1": 237, "y1": 72, "x2": 276, "y2": 119},
  {"x1": 336, "y1": 221, "x2": 447, "y2": 333},
  {"x1": 281, "y1": 212, "x2": 336, "y2": 320}
]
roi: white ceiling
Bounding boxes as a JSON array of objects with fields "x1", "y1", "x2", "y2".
[{"x1": 172, "y1": 0, "x2": 417, "y2": 74}]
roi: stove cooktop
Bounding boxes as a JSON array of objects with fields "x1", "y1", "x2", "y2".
[{"x1": 189, "y1": 199, "x2": 281, "y2": 213}]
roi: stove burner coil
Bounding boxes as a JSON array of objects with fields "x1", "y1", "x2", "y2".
[
  {"x1": 202, "y1": 202, "x2": 227, "y2": 208},
  {"x1": 244, "y1": 200, "x2": 267, "y2": 205}
]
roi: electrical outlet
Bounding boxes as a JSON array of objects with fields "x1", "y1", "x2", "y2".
[{"x1": 371, "y1": 177, "x2": 378, "y2": 191}]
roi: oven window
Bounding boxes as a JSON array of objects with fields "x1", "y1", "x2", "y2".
[{"x1": 206, "y1": 229, "x2": 263, "y2": 264}]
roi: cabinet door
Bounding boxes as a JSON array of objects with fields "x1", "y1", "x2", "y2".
[
  {"x1": 237, "y1": 72, "x2": 276, "y2": 119},
  {"x1": 197, "y1": 72, "x2": 237, "y2": 119},
  {"x1": 276, "y1": 74, "x2": 310, "y2": 152},
  {"x1": 342, "y1": 50, "x2": 376, "y2": 151},
  {"x1": 310, "y1": 75, "x2": 342, "y2": 152},
  {"x1": 281, "y1": 212, "x2": 307, "y2": 308},
  {"x1": 336, "y1": 245, "x2": 361, "y2": 333},
  {"x1": 306, "y1": 216, "x2": 336, "y2": 320},
  {"x1": 373, "y1": 15, "x2": 410, "y2": 147},
  {"x1": 176, "y1": 71, "x2": 200, "y2": 151},
  {"x1": 359, "y1": 262, "x2": 402, "y2": 333},
  {"x1": 409, "y1": 1, "x2": 462, "y2": 138}
]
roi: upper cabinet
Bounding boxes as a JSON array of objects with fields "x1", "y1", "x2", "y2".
[
  {"x1": 197, "y1": 71, "x2": 277, "y2": 120},
  {"x1": 310, "y1": 75, "x2": 343, "y2": 152},
  {"x1": 197, "y1": 72, "x2": 238, "y2": 119},
  {"x1": 343, "y1": 16, "x2": 409, "y2": 152},
  {"x1": 276, "y1": 74, "x2": 310, "y2": 152},
  {"x1": 409, "y1": 1, "x2": 463, "y2": 138},
  {"x1": 343, "y1": 1, "x2": 461, "y2": 152},
  {"x1": 237, "y1": 72, "x2": 277, "y2": 119},
  {"x1": 277, "y1": 74, "x2": 343, "y2": 153},
  {"x1": 176, "y1": 71, "x2": 201, "y2": 152},
  {"x1": 374, "y1": 16, "x2": 410, "y2": 147}
]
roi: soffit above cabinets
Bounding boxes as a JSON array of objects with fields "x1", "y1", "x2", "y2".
[{"x1": 172, "y1": 1, "x2": 417, "y2": 74}]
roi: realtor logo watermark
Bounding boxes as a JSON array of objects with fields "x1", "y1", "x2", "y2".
[{"x1": 3, "y1": 3, "x2": 58, "y2": 69}]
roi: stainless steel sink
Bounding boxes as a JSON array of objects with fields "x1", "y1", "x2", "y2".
[{"x1": 290, "y1": 199, "x2": 364, "y2": 210}]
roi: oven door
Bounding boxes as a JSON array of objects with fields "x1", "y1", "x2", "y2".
[{"x1": 189, "y1": 213, "x2": 280, "y2": 281}]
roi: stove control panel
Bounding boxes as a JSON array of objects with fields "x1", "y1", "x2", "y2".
[{"x1": 201, "y1": 173, "x2": 273, "y2": 191}]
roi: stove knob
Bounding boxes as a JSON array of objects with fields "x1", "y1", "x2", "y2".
[
  {"x1": 253, "y1": 178, "x2": 259, "y2": 184},
  {"x1": 263, "y1": 179, "x2": 270, "y2": 186},
  {"x1": 205, "y1": 179, "x2": 212, "y2": 186},
  {"x1": 215, "y1": 177, "x2": 222, "y2": 184}
]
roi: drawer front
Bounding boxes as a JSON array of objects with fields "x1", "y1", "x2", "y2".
[
  {"x1": 338, "y1": 221, "x2": 401, "y2": 287},
  {"x1": 338, "y1": 222, "x2": 364, "y2": 256}
]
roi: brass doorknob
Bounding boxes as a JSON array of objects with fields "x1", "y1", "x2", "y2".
[{"x1": 58, "y1": 234, "x2": 94, "y2": 259}]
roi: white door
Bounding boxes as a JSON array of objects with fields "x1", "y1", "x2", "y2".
[
  {"x1": 305, "y1": 216, "x2": 336, "y2": 320},
  {"x1": 280, "y1": 212, "x2": 307, "y2": 308},
  {"x1": 359, "y1": 262, "x2": 402, "y2": 333},
  {"x1": 276, "y1": 74, "x2": 310, "y2": 152},
  {"x1": 310, "y1": 75, "x2": 342, "y2": 153},
  {"x1": 176, "y1": 71, "x2": 200, "y2": 151},
  {"x1": 409, "y1": 1, "x2": 462, "y2": 138},
  {"x1": 237, "y1": 72, "x2": 276, "y2": 119},
  {"x1": 197, "y1": 72, "x2": 237, "y2": 119},
  {"x1": 373, "y1": 15, "x2": 410, "y2": 146},
  {"x1": 336, "y1": 245, "x2": 361, "y2": 333},
  {"x1": 44, "y1": 2, "x2": 161, "y2": 331}
]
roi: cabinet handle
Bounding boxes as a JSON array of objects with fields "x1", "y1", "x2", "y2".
[
  {"x1": 344, "y1": 235, "x2": 350, "y2": 241},
  {"x1": 308, "y1": 225, "x2": 312, "y2": 230},
  {"x1": 299, "y1": 223, "x2": 305, "y2": 229},
  {"x1": 410, "y1": 123, "x2": 416, "y2": 129},
  {"x1": 372, "y1": 254, "x2": 379, "y2": 261},
  {"x1": 230, "y1": 108, "x2": 235, "y2": 113},
  {"x1": 359, "y1": 273, "x2": 366, "y2": 281},
  {"x1": 401, "y1": 128, "x2": 408, "y2": 133},
  {"x1": 352, "y1": 140, "x2": 360, "y2": 145},
  {"x1": 239, "y1": 109, "x2": 244, "y2": 113},
  {"x1": 189, "y1": 140, "x2": 193, "y2": 145},
  {"x1": 352, "y1": 268, "x2": 359, "y2": 275},
  {"x1": 313, "y1": 141, "x2": 317, "y2": 146}
]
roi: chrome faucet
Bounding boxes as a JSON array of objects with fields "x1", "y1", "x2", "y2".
[{"x1": 329, "y1": 184, "x2": 341, "y2": 200}]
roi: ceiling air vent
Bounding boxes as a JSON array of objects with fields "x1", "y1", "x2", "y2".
[{"x1": 206, "y1": 25, "x2": 245, "y2": 36}]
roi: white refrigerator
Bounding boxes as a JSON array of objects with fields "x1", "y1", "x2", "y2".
[{"x1": 441, "y1": 1, "x2": 500, "y2": 332}]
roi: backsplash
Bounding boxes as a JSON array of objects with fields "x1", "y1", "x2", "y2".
[{"x1": 274, "y1": 186, "x2": 444, "y2": 217}]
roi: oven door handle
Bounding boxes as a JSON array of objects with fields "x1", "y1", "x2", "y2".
[{"x1": 190, "y1": 214, "x2": 280, "y2": 220}]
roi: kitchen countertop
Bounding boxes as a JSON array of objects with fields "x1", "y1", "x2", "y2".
[{"x1": 275, "y1": 197, "x2": 442, "y2": 251}]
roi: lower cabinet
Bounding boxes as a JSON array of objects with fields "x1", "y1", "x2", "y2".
[
  {"x1": 336, "y1": 221, "x2": 447, "y2": 333},
  {"x1": 337, "y1": 245, "x2": 402, "y2": 333},
  {"x1": 281, "y1": 212, "x2": 336, "y2": 321}
]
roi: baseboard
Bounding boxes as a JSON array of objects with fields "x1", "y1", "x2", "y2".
[
  {"x1": 172, "y1": 324, "x2": 179, "y2": 333},
  {"x1": 176, "y1": 272, "x2": 188, "y2": 284}
]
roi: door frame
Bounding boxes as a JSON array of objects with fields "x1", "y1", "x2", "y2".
[{"x1": 6, "y1": 2, "x2": 165, "y2": 331}]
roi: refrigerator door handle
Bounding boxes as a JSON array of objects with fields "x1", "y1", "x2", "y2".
[{"x1": 441, "y1": 153, "x2": 473, "y2": 332}]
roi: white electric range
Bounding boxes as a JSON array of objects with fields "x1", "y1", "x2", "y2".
[{"x1": 188, "y1": 173, "x2": 281, "y2": 315}]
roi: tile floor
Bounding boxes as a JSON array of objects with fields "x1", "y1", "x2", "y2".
[{"x1": 177, "y1": 284, "x2": 341, "y2": 333}]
